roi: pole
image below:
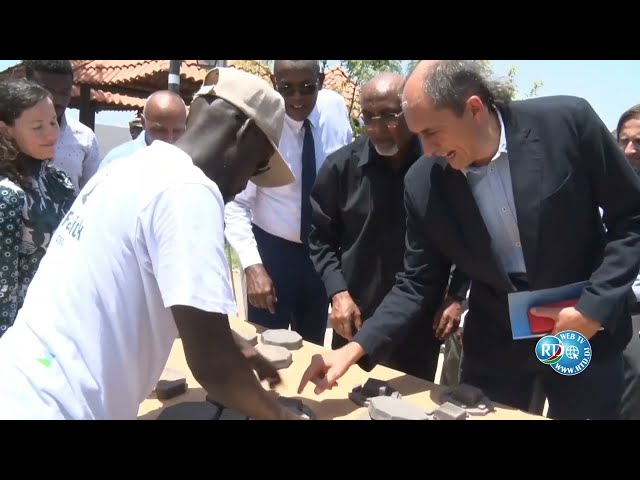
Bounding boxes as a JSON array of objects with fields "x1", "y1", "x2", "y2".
[{"x1": 168, "y1": 60, "x2": 181, "y2": 93}]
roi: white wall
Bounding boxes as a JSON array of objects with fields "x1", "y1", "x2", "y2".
[{"x1": 94, "y1": 124, "x2": 131, "y2": 161}]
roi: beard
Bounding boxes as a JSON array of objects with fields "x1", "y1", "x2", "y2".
[{"x1": 374, "y1": 142, "x2": 399, "y2": 157}]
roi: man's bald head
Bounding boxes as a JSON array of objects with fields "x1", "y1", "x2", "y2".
[
  {"x1": 402, "y1": 60, "x2": 441, "y2": 110},
  {"x1": 141, "y1": 90, "x2": 187, "y2": 144},
  {"x1": 273, "y1": 60, "x2": 320, "y2": 77},
  {"x1": 361, "y1": 72, "x2": 406, "y2": 102},
  {"x1": 143, "y1": 90, "x2": 186, "y2": 118},
  {"x1": 404, "y1": 60, "x2": 512, "y2": 116}
]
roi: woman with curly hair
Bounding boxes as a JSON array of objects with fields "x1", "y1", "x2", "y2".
[{"x1": 0, "y1": 78, "x2": 76, "y2": 336}]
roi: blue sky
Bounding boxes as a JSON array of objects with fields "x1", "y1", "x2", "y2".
[{"x1": 1, "y1": 60, "x2": 638, "y2": 131}]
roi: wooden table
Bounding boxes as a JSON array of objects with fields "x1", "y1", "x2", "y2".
[{"x1": 137, "y1": 318, "x2": 547, "y2": 420}]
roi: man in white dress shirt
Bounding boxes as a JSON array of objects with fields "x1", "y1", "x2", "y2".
[
  {"x1": 225, "y1": 60, "x2": 353, "y2": 345},
  {"x1": 24, "y1": 60, "x2": 100, "y2": 194}
]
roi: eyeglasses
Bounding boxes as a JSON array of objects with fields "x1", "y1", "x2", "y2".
[
  {"x1": 362, "y1": 111, "x2": 404, "y2": 128},
  {"x1": 275, "y1": 81, "x2": 320, "y2": 97}
]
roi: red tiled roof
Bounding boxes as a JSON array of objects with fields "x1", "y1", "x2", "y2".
[
  {"x1": 69, "y1": 85, "x2": 145, "y2": 111},
  {"x1": 70, "y1": 60, "x2": 205, "y2": 87},
  {"x1": 70, "y1": 60, "x2": 275, "y2": 102},
  {"x1": 71, "y1": 60, "x2": 272, "y2": 85},
  {"x1": 0, "y1": 62, "x2": 144, "y2": 112},
  {"x1": 323, "y1": 66, "x2": 361, "y2": 118},
  {"x1": 69, "y1": 60, "x2": 207, "y2": 100}
]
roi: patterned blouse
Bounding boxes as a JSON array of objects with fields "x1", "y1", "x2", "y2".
[{"x1": 0, "y1": 154, "x2": 76, "y2": 336}]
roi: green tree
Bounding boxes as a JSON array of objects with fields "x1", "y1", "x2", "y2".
[
  {"x1": 235, "y1": 60, "x2": 273, "y2": 79},
  {"x1": 502, "y1": 64, "x2": 543, "y2": 99},
  {"x1": 340, "y1": 60, "x2": 403, "y2": 85}
]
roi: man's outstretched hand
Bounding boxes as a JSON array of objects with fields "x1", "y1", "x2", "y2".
[
  {"x1": 247, "y1": 351, "x2": 282, "y2": 389},
  {"x1": 297, "y1": 342, "x2": 365, "y2": 395},
  {"x1": 232, "y1": 331, "x2": 281, "y2": 388}
]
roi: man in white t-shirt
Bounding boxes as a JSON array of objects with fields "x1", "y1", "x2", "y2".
[{"x1": 0, "y1": 67, "x2": 304, "y2": 420}]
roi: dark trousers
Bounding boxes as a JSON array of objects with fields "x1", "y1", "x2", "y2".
[
  {"x1": 248, "y1": 225, "x2": 328, "y2": 346},
  {"x1": 461, "y1": 353, "x2": 624, "y2": 420},
  {"x1": 441, "y1": 331, "x2": 463, "y2": 387},
  {"x1": 621, "y1": 314, "x2": 640, "y2": 420}
]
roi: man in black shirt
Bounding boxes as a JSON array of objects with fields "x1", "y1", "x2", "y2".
[{"x1": 308, "y1": 73, "x2": 469, "y2": 380}]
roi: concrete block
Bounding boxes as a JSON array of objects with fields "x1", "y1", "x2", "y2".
[
  {"x1": 349, "y1": 378, "x2": 401, "y2": 407},
  {"x1": 357, "y1": 410, "x2": 372, "y2": 420},
  {"x1": 153, "y1": 368, "x2": 187, "y2": 400},
  {"x1": 368, "y1": 396, "x2": 430, "y2": 420},
  {"x1": 439, "y1": 383, "x2": 494, "y2": 416},
  {"x1": 432, "y1": 402, "x2": 467, "y2": 420},
  {"x1": 255, "y1": 344, "x2": 292, "y2": 369},
  {"x1": 236, "y1": 330, "x2": 258, "y2": 346},
  {"x1": 450, "y1": 384, "x2": 484, "y2": 405},
  {"x1": 278, "y1": 396, "x2": 316, "y2": 420},
  {"x1": 157, "y1": 401, "x2": 221, "y2": 420},
  {"x1": 260, "y1": 329, "x2": 303, "y2": 350}
]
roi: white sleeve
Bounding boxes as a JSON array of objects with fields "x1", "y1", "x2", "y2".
[
  {"x1": 141, "y1": 183, "x2": 237, "y2": 315},
  {"x1": 80, "y1": 133, "x2": 101, "y2": 190},
  {"x1": 337, "y1": 96, "x2": 354, "y2": 145},
  {"x1": 224, "y1": 181, "x2": 263, "y2": 269},
  {"x1": 320, "y1": 89, "x2": 354, "y2": 148}
]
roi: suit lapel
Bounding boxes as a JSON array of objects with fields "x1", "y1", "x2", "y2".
[{"x1": 502, "y1": 107, "x2": 543, "y2": 284}]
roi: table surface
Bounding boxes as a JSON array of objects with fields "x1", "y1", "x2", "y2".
[{"x1": 137, "y1": 318, "x2": 547, "y2": 420}]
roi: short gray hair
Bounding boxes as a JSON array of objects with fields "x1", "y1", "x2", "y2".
[
  {"x1": 616, "y1": 104, "x2": 640, "y2": 141},
  {"x1": 423, "y1": 60, "x2": 514, "y2": 116}
]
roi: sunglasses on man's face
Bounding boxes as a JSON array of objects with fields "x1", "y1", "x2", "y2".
[{"x1": 275, "y1": 81, "x2": 320, "y2": 97}]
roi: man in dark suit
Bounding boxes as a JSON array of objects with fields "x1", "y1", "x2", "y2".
[
  {"x1": 615, "y1": 104, "x2": 640, "y2": 420},
  {"x1": 298, "y1": 60, "x2": 640, "y2": 419},
  {"x1": 308, "y1": 73, "x2": 469, "y2": 382}
]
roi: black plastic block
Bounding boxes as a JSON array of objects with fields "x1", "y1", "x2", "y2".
[
  {"x1": 154, "y1": 379, "x2": 187, "y2": 400},
  {"x1": 157, "y1": 401, "x2": 221, "y2": 420},
  {"x1": 349, "y1": 378, "x2": 401, "y2": 406},
  {"x1": 278, "y1": 396, "x2": 316, "y2": 419}
]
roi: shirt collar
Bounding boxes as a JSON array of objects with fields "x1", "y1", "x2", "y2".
[
  {"x1": 59, "y1": 111, "x2": 69, "y2": 130},
  {"x1": 284, "y1": 102, "x2": 321, "y2": 133},
  {"x1": 307, "y1": 103, "x2": 321, "y2": 129},
  {"x1": 462, "y1": 106, "x2": 507, "y2": 177},
  {"x1": 139, "y1": 131, "x2": 151, "y2": 146}
]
